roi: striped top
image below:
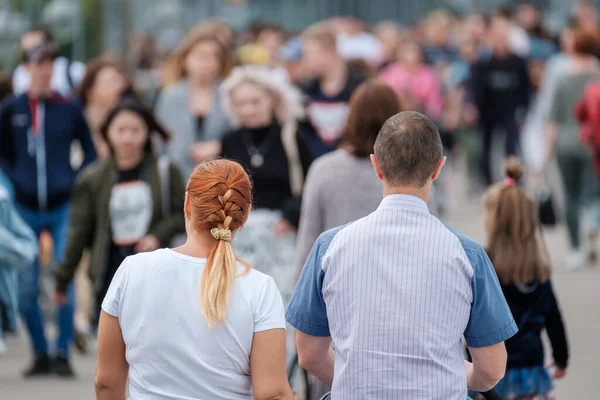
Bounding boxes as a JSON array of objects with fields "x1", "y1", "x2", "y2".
[{"x1": 287, "y1": 194, "x2": 517, "y2": 399}]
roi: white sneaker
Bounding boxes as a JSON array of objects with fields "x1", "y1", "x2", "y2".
[
  {"x1": 567, "y1": 250, "x2": 587, "y2": 270},
  {"x1": 0, "y1": 337, "x2": 6, "y2": 356}
]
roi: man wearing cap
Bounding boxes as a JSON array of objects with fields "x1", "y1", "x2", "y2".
[
  {"x1": 287, "y1": 112, "x2": 517, "y2": 399},
  {"x1": 0, "y1": 38, "x2": 96, "y2": 378}
]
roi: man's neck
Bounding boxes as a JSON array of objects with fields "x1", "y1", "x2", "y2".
[
  {"x1": 29, "y1": 86, "x2": 52, "y2": 98},
  {"x1": 320, "y1": 59, "x2": 348, "y2": 97},
  {"x1": 383, "y1": 185, "x2": 429, "y2": 204}
]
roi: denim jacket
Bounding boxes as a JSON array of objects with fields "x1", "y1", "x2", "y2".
[{"x1": 0, "y1": 185, "x2": 38, "y2": 332}]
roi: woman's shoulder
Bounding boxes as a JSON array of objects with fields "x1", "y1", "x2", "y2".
[{"x1": 77, "y1": 160, "x2": 112, "y2": 185}]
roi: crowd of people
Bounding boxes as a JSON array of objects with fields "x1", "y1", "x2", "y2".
[{"x1": 4, "y1": 0, "x2": 600, "y2": 398}]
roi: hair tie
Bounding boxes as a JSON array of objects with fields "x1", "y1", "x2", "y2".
[
  {"x1": 211, "y1": 228, "x2": 232, "y2": 242},
  {"x1": 504, "y1": 177, "x2": 517, "y2": 187}
]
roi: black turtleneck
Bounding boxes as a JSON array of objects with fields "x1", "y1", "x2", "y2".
[{"x1": 220, "y1": 122, "x2": 314, "y2": 226}]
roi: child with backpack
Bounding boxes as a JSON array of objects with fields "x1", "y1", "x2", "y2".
[{"x1": 482, "y1": 158, "x2": 569, "y2": 400}]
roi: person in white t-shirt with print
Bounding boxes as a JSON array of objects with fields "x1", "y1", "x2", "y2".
[{"x1": 95, "y1": 159, "x2": 293, "y2": 400}]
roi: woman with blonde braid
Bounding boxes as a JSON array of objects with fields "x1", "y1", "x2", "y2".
[{"x1": 94, "y1": 160, "x2": 293, "y2": 400}]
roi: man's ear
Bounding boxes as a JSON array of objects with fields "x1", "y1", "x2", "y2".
[
  {"x1": 370, "y1": 154, "x2": 384, "y2": 181},
  {"x1": 431, "y1": 156, "x2": 447, "y2": 182}
]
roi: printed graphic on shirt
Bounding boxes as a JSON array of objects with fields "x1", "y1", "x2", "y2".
[
  {"x1": 110, "y1": 181, "x2": 153, "y2": 245},
  {"x1": 306, "y1": 101, "x2": 350, "y2": 145}
]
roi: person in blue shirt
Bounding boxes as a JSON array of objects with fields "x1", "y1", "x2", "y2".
[
  {"x1": 0, "y1": 40, "x2": 96, "y2": 377},
  {"x1": 287, "y1": 112, "x2": 517, "y2": 399}
]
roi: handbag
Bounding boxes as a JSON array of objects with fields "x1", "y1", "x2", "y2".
[{"x1": 537, "y1": 185, "x2": 557, "y2": 227}]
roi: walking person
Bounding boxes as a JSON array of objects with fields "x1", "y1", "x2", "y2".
[
  {"x1": 156, "y1": 32, "x2": 231, "y2": 178},
  {"x1": 287, "y1": 112, "x2": 517, "y2": 399},
  {"x1": 471, "y1": 14, "x2": 531, "y2": 185},
  {"x1": 77, "y1": 57, "x2": 132, "y2": 160},
  {"x1": 0, "y1": 40, "x2": 96, "y2": 377},
  {"x1": 0, "y1": 185, "x2": 39, "y2": 355},
  {"x1": 55, "y1": 99, "x2": 185, "y2": 330},
  {"x1": 95, "y1": 159, "x2": 293, "y2": 400},
  {"x1": 220, "y1": 65, "x2": 313, "y2": 297},
  {"x1": 300, "y1": 22, "x2": 366, "y2": 156},
  {"x1": 482, "y1": 158, "x2": 569, "y2": 399},
  {"x1": 544, "y1": 26, "x2": 600, "y2": 269},
  {"x1": 13, "y1": 26, "x2": 85, "y2": 98}
]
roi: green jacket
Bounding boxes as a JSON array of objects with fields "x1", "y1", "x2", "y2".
[{"x1": 56, "y1": 154, "x2": 186, "y2": 293}]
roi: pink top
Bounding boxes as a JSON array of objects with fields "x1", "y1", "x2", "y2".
[{"x1": 380, "y1": 64, "x2": 444, "y2": 120}]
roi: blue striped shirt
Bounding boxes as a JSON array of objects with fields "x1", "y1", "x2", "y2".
[{"x1": 287, "y1": 194, "x2": 517, "y2": 399}]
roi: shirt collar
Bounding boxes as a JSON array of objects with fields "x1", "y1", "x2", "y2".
[{"x1": 378, "y1": 194, "x2": 430, "y2": 214}]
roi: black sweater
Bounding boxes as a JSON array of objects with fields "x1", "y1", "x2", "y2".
[
  {"x1": 501, "y1": 280, "x2": 569, "y2": 370},
  {"x1": 220, "y1": 122, "x2": 313, "y2": 227},
  {"x1": 470, "y1": 53, "x2": 531, "y2": 122}
]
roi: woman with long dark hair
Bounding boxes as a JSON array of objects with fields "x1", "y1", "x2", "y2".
[{"x1": 55, "y1": 99, "x2": 186, "y2": 324}]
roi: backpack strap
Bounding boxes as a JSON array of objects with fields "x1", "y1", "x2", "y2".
[
  {"x1": 65, "y1": 59, "x2": 75, "y2": 95},
  {"x1": 158, "y1": 156, "x2": 171, "y2": 218}
]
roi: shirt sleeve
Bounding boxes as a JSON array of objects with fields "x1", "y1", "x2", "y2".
[
  {"x1": 547, "y1": 79, "x2": 564, "y2": 124},
  {"x1": 286, "y1": 232, "x2": 331, "y2": 337},
  {"x1": 101, "y1": 258, "x2": 131, "y2": 317},
  {"x1": 464, "y1": 247, "x2": 518, "y2": 348},
  {"x1": 254, "y1": 276, "x2": 287, "y2": 333}
]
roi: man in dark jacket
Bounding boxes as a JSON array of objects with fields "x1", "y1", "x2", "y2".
[
  {"x1": 470, "y1": 14, "x2": 531, "y2": 186},
  {"x1": 0, "y1": 40, "x2": 96, "y2": 377}
]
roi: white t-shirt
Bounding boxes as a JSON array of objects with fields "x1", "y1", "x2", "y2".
[{"x1": 102, "y1": 249, "x2": 286, "y2": 400}]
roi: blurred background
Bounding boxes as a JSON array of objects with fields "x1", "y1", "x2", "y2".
[{"x1": 0, "y1": 0, "x2": 598, "y2": 399}]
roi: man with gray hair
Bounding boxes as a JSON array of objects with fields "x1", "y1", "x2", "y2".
[{"x1": 287, "y1": 111, "x2": 516, "y2": 399}]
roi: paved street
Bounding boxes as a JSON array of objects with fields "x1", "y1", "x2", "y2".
[{"x1": 0, "y1": 182, "x2": 597, "y2": 399}]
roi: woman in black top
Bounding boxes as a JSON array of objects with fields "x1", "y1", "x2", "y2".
[
  {"x1": 482, "y1": 158, "x2": 568, "y2": 400},
  {"x1": 220, "y1": 65, "x2": 313, "y2": 297}
]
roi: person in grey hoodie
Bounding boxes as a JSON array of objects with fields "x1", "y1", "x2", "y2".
[{"x1": 155, "y1": 31, "x2": 231, "y2": 178}]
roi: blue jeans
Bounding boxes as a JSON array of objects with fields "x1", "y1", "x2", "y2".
[{"x1": 15, "y1": 203, "x2": 75, "y2": 357}]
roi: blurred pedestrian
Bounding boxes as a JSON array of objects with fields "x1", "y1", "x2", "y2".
[
  {"x1": 287, "y1": 112, "x2": 516, "y2": 398},
  {"x1": 0, "y1": 185, "x2": 38, "y2": 356},
  {"x1": 335, "y1": 16, "x2": 384, "y2": 67},
  {"x1": 55, "y1": 99, "x2": 185, "y2": 330},
  {"x1": 12, "y1": 25, "x2": 85, "y2": 98},
  {"x1": 220, "y1": 65, "x2": 313, "y2": 297},
  {"x1": 95, "y1": 160, "x2": 293, "y2": 400},
  {"x1": 156, "y1": 32, "x2": 231, "y2": 178},
  {"x1": 483, "y1": 158, "x2": 569, "y2": 399},
  {"x1": 78, "y1": 57, "x2": 131, "y2": 160},
  {"x1": 380, "y1": 39, "x2": 444, "y2": 121},
  {"x1": 471, "y1": 14, "x2": 531, "y2": 185},
  {"x1": 373, "y1": 21, "x2": 405, "y2": 71},
  {"x1": 0, "y1": 40, "x2": 96, "y2": 377},
  {"x1": 544, "y1": 26, "x2": 600, "y2": 269},
  {"x1": 422, "y1": 10, "x2": 459, "y2": 68},
  {"x1": 300, "y1": 22, "x2": 366, "y2": 156}
]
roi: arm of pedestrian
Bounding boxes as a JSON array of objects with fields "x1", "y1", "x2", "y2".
[
  {"x1": 0, "y1": 196, "x2": 38, "y2": 268},
  {"x1": 462, "y1": 245, "x2": 517, "y2": 391},
  {"x1": 250, "y1": 328, "x2": 294, "y2": 400},
  {"x1": 544, "y1": 281, "x2": 569, "y2": 376},
  {"x1": 296, "y1": 331, "x2": 335, "y2": 385},
  {"x1": 56, "y1": 172, "x2": 96, "y2": 295},
  {"x1": 95, "y1": 310, "x2": 128, "y2": 400},
  {"x1": 466, "y1": 342, "x2": 507, "y2": 391}
]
